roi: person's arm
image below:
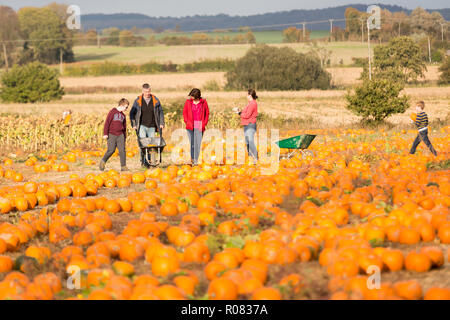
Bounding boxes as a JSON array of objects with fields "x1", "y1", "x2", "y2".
[
  {"x1": 123, "y1": 115, "x2": 127, "y2": 139},
  {"x1": 159, "y1": 103, "x2": 165, "y2": 129},
  {"x1": 240, "y1": 103, "x2": 254, "y2": 120},
  {"x1": 129, "y1": 101, "x2": 138, "y2": 129},
  {"x1": 183, "y1": 100, "x2": 189, "y2": 125},
  {"x1": 204, "y1": 100, "x2": 210, "y2": 128},
  {"x1": 103, "y1": 111, "x2": 113, "y2": 138}
]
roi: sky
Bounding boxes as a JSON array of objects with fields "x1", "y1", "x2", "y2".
[{"x1": 1, "y1": 0, "x2": 448, "y2": 17}]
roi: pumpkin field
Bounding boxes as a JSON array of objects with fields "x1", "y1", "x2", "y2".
[{"x1": 0, "y1": 112, "x2": 449, "y2": 300}]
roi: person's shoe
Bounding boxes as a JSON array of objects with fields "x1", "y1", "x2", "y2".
[
  {"x1": 99, "y1": 160, "x2": 106, "y2": 171},
  {"x1": 121, "y1": 166, "x2": 129, "y2": 172}
]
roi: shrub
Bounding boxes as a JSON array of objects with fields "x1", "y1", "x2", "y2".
[
  {"x1": 346, "y1": 78, "x2": 409, "y2": 123},
  {"x1": 225, "y1": 44, "x2": 331, "y2": 91},
  {"x1": 179, "y1": 59, "x2": 235, "y2": 73},
  {"x1": 0, "y1": 62, "x2": 64, "y2": 103},
  {"x1": 89, "y1": 61, "x2": 139, "y2": 76},
  {"x1": 438, "y1": 55, "x2": 450, "y2": 85},
  {"x1": 352, "y1": 57, "x2": 368, "y2": 67},
  {"x1": 139, "y1": 62, "x2": 164, "y2": 74},
  {"x1": 63, "y1": 59, "x2": 232, "y2": 77},
  {"x1": 431, "y1": 50, "x2": 444, "y2": 63},
  {"x1": 203, "y1": 80, "x2": 222, "y2": 91}
]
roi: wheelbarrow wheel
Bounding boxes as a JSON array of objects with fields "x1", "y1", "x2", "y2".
[
  {"x1": 146, "y1": 148, "x2": 163, "y2": 167},
  {"x1": 301, "y1": 150, "x2": 315, "y2": 159}
]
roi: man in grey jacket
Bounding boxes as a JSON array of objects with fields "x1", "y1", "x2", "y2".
[{"x1": 130, "y1": 83, "x2": 165, "y2": 168}]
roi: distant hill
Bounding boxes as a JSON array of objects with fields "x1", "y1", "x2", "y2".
[{"x1": 80, "y1": 4, "x2": 449, "y2": 32}]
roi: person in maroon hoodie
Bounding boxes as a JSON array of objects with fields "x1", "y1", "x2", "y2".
[
  {"x1": 183, "y1": 88, "x2": 209, "y2": 166},
  {"x1": 99, "y1": 98, "x2": 129, "y2": 172}
]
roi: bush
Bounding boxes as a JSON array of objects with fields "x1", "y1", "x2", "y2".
[
  {"x1": 346, "y1": 78, "x2": 409, "y2": 123},
  {"x1": 0, "y1": 62, "x2": 64, "y2": 103},
  {"x1": 89, "y1": 61, "x2": 139, "y2": 76},
  {"x1": 352, "y1": 57, "x2": 368, "y2": 67},
  {"x1": 431, "y1": 49, "x2": 444, "y2": 63},
  {"x1": 438, "y1": 55, "x2": 450, "y2": 85},
  {"x1": 225, "y1": 45, "x2": 331, "y2": 91},
  {"x1": 203, "y1": 80, "x2": 222, "y2": 91},
  {"x1": 179, "y1": 59, "x2": 235, "y2": 73}
]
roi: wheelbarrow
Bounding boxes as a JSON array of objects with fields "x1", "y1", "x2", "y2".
[
  {"x1": 276, "y1": 134, "x2": 316, "y2": 159},
  {"x1": 137, "y1": 133, "x2": 166, "y2": 167}
]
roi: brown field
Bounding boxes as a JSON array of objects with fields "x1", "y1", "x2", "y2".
[
  {"x1": 2, "y1": 85, "x2": 448, "y2": 128},
  {"x1": 59, "y1": 66, "x2": 442, "y2": 91},
  {"x1": 60, "y1": 72, "x2": 228, "y2": 91}
]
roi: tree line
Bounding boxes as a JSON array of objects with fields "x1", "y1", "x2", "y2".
[
  {"x1": 282, "y1": 7, "x2": 449, "y2": 63},
  {"x1": 75, "y1": 28, "x2": 257, "y2": 47}
]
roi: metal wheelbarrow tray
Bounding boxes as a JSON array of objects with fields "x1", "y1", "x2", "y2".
[
  {"x1": 138, "y1": 136, "x2": 167, "y2": 167},
  {"x1": 275, "y1": 134, "x2": 316, "y2": 159}
]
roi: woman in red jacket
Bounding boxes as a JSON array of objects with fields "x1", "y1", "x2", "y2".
[{"x1": 183, "y1": 88, "x2": 209, "y2": 166}]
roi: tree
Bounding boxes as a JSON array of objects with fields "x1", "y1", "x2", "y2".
[
  {"x1": 119, "y1": 30, "x2": 138, "y2": 47},
  {"x1": 18, "y1": 7, "x2": 74, "y2": 64},
  {"x1": 246, "y1": 31, "x2": 256, "y2": 44},
  {"x1": 46, "y1": 2, "x2": 69, "y2": 21},
  {"x1": 392, "y1": 11, "x2": 410, "y2": 37},
  {"x1": 362, "y1": 36, "x2": 427, "y2": 83},
  {"x1": 0, "y1": 6, "x2": 21, "y2": 68},
  {"x1": 233, "y1": 34, "x2": 247, "y2": 44},
  {"x1": 192, "y1": 33, "x2": 212, "y2": 44},
  {"x1": 345, "y1": 7, "x2": 367, "y2": 40},
  {"x1": 283, "y1": 27, "x2": 310, "y2": 43},
  {"x1": 307, "y1": 41, "x2": 333, "y2": 68},
  {"x1": 409, "y1": 7, "x2": 445, "y2": 39},
  {"x1": 81, "y1": 29, "x2": 98, "y2": 46},
  {"x1": 103, "y1": 28, "x2": 120, "y2": 45},
  {"x1": 438, "y1": 55, "x2": 450, "y2": 85},
  {"x1": 226, "y1": 44, "x2": 331, "y2": 91},
  {"x1": 346, "y1": 78, "x2": 409, "y2": 123},
  {"x1": 0, "y1": 62, "x2": 64, "y2": 103}
]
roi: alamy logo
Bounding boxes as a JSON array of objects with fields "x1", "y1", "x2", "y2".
[
  {"x1": 367, "y1": 5, "x2": 381, "y2": 30},
  {"x1": 66, "y1": 5, "x2": 81, "y2": 30},
  {"x1": 113, "y1": 114, "x2": 124, "y2": 121}
]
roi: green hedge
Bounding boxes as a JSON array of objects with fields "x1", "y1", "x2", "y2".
[{"x1": 64, "y1": 59, "x2": 235, "y2": 77}]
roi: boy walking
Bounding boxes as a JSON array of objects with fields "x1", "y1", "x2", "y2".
[
  {"x1": 409, "y1": 101, "x2": 437, "y2": 156},
  {"x1": 100, "y1": 99, "x2": 129, "y2": 171}
]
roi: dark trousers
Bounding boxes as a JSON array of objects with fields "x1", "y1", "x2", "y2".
[
  {"x1": 409, "y1": 129, "x2": 437, "y2": 156},
  {"x1": 102, "y1": 134, "x2": 126, "y2": 166}
]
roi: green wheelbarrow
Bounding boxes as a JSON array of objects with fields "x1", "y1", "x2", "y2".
[{"x1": 276, "y1": 134, "x2": 317, "y2": 159}]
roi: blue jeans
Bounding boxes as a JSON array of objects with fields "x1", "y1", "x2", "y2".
[
  {"x1": 187, "y1": 129, "x2": 203, "y2": 164},
  {"x1": 244, "y1": 123, "x2": 258, "y2": 161},
  {"x1": 139, "y1": 125, "x2": 155, "y2": 139},
  {"x1": 409, "y1": 128, "x2": 437, "y2": 156},
  {"x1": 139, "y1": 125, "x2": 156, "y2": 165}
]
